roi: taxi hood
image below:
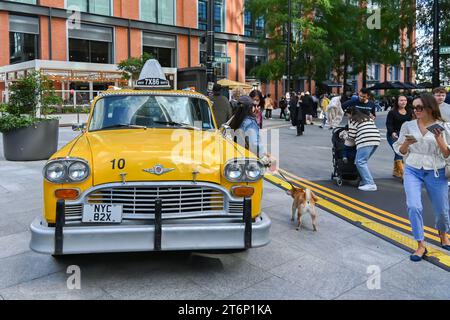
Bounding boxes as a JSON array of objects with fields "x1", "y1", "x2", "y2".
[{"x1": 79, "y1": 129, "x2": 241, "y2": 185}]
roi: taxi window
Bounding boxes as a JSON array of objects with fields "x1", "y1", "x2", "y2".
[{"x1": 89, "y1": 95, "x2": 214, "y2": 131}]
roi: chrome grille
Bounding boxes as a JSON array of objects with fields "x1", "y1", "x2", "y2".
[
  {"x1": 87, "y1": 186, "x2": 225, "y2": 216},
  {"x1": 229, "y1": 201, "x2": 244, "y2": 214}
]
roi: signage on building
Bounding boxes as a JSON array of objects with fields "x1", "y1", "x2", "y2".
[
  {"x1": 440, "y1": 46, "x2": 450, "y2": 55},
  {"x1": 214, "y1": 57, "x2": 231, "y2": 64}
]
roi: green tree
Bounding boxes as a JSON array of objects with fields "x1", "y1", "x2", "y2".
[
  {"x1": 416, "y1": 0, "x2": 450, "y2": 82},
  {"x1": 117, "y1": 52, "x2": 153, "y2": 84}
]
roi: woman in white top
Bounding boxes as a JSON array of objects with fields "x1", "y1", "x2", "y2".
[{"x1": 394, "y1": 94, "x2": 450, "y2": 262}]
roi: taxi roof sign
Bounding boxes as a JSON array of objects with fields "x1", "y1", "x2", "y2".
[{"x1": 134, "y1": 59, "x2": 171, "y2": 89}]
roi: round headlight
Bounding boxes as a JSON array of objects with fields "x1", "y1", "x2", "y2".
[
  {"x1": 45, "y1": 162, "x2": 66, "y2": 183},
  {"x1": 245, "y1": 162, "x2": 263, "y2": 181},
  {"x1": 68, "y1": 161, "x2": 89, "y2": 182},
  {"x1": 225, "y1": 162, "x2": 244, "y2": 181}
]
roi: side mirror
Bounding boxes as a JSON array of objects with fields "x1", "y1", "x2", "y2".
[
  {"x1": 72, "y1": 123, "x2": 86, "y2": 131},
  {"x1": 220, "y1": 124, "x2": 232, "y2": 139}
]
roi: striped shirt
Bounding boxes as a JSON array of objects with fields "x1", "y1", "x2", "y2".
[{"x1": 348, "y1": 120, "x2": 380, "y2": 149}]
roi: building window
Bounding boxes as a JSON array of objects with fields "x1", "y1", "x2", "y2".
[
  {"x1": 9, "y1": 15, "x2": 39, "y2": 64},
  {"x1": 367, "y1": 64, "x2": 380, "y2": 81},
  {"x1": 10, "y1": 0, "x2": 37, "y2": 3},
  {"x1": 389, "y1": 66, "x2": 400, "y2": 81},
  {"x1": 67, "y1": 0, "x2": 112, "y2": 16},
  {"x1": 140, "y1": 0, "x2": 175, "y2": 25},
  {"x1": 200, "y1": 42, "x2": 227, "y2": 79},
  {"x1": 198, "y1": 0, "x2": 225, "y2": 32},
  {"x1": 142, "y1": 32, "x2": 176, "y2": 67},
  {"x1": 244, "y1": 1, "x2": 265, "y2": 37},
  {"x1": 245, "y1": 45, "x2": 266, "y2": 79},
  {"x1": 68, "y1": 23, "x2": 113, "y2": 64}
]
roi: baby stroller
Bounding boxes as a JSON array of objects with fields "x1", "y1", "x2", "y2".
[{"x1": 331, "y1": 127, "x2": 360, "y2": 186}]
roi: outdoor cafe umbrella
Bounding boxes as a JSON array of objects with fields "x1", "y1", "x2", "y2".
[
  {"x1": 416, "y1": 82, "x2": 433, "y2": 89},
  {"x1": 402, "y1": 82, "x2": 418, "y2": 90},
  {"x1": 217, "y1": 78, "x2": 253, "y2": 90},
  {"x1": 367, "y1": 81, "x2": 406, "y2": 90}
]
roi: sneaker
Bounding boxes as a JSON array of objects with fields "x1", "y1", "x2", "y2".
[
  {"x1": 358, "y1": 184, "x2": 377, "y2": 191},
  {"x1": 290, "y1": 126, "x2": 297, "y2": 130}
]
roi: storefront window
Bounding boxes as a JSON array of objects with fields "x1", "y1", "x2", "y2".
[
  {"x1": 143, "y1": 47, "x2": 172, "y2": 67},
  {"x1": 142, "y1": 32, "x2": 176, "y2": 67},
  {"x1": 245, "y1": 45, "x2": 266, "y2": 79},
  {"x1": 10, "y1": 32, "x2": 38, "y2": 64},
  {"x1": 200, "y1": 42, "x2": 227, "y2": 79},
  {"x1": 141, "y1": 0, "x2": 175, "y2": 25},
  {"x1": 9, "y1": 15, "x2": 39, "y2": 64},
  {"x1": 68, "y1": 24, "x2": 113, "y2": 64}
]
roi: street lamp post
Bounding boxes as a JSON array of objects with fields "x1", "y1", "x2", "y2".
[
  {"x1": 206, "y1": 0, "x2": 216, "y2": 91},
  {"x1": 286, "y1": 0, "x2": 292, "y2": 94},
  {"x1": 432, "y1": 0, "x2": 440, "y2": 88}
]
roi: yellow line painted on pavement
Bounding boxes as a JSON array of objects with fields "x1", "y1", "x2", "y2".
[
  {"x1": 279, "y1": 168, "x2": 441, "y2": 237},
  {"x1": 268, "y1": 171, "x2": 440, "y2": 243},
  {"x1": 265, "y1": 174, "x2": 450, "y2": 270}
]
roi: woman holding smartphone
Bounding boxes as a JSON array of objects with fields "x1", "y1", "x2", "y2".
[{"x1": 394, "y1": 93, "x2": 450, "y2": 261}]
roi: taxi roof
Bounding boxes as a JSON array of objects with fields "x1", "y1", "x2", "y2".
[{"x1": 98, "y1": 89, "x2": 210, "y2": 102}]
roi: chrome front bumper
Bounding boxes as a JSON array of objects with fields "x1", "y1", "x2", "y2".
[{"x1": 30, "y1": 213, "x2": 271, "y2": 255}]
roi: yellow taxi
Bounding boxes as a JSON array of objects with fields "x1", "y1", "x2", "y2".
[{"x1": 30, "y1": 60, "x2": 271, "y2": 256}]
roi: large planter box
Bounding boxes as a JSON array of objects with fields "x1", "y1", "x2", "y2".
[{"x1": 3, "y1": 119, "x2": 59, "y2": 161}]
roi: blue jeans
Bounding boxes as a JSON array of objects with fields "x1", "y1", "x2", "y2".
[
  {"x1": 404, "y1": 165, "x2": 450, "y2": 241},
  {"x1": 355, "y1": 146, "x2": 378, "y2": 186},
  {"x1": 387, "y1": 134, "x2": 403, "y2": 161}
]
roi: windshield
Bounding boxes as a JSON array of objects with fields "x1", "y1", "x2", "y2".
[{"x1": 89, "y1": 95, "x2": 215, "y2": 131}]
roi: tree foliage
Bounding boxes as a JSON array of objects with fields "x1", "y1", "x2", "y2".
[
  {"x1": 416, "y1": 0, "x2": 450, "y2": 82},
  {"x1": 117, "y1": 52, "x2": 154, "y2": 82},
  {"x1": 245, "y1": 0, "x2": 416, "y2": 90}
]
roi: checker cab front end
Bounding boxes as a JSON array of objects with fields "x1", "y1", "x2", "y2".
[{"x1": 29, "y1": 65, "x2": 270, "y2": 256}]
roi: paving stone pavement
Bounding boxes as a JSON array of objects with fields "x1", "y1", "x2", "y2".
[{"x1": 0, "y1": 128, "x2": 448, "y2": 300}]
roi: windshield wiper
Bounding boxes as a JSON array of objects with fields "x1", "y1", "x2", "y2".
[
  {"x1": 100, "y1": 124, "x2": 147, "y2": 130},
  {"x1": 153, "y1": 121, "x2": 198, "y2": 130}
]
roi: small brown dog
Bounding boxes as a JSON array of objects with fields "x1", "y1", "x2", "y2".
[{"x1": 287, "y1": 186, "x2": 319, "y2": 231}]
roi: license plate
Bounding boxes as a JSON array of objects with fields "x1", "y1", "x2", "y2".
[{"x1": 82, "y1": 204, "x2": 123, "y2": 223}]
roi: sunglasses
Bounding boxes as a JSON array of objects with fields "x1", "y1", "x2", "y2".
[{"x1": 413, "y1": 105, "x2": 424, "y2": 112}]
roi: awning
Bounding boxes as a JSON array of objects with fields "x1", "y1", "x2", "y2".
[{"x1": 217, "y1": 79, "x2": 253, "y2": 90}]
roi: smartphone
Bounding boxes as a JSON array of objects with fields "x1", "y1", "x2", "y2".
[{"x1": 427, "y1": 123, "x2": 445, "y2": 134}]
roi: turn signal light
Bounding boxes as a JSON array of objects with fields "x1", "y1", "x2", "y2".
[
  {"x1": 231, "y1": 186, "x2": 255, "y2": 198},
  {"x1": 55, "y1": 189, "x2": 80, "y2": 200}
]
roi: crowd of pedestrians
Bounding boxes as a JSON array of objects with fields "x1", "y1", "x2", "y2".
[{"x1": 209, "y1": 83, "x2": 450, "y2": 262}]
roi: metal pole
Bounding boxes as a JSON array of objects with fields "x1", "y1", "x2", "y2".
[
  {"x1": 286, "y1": 0, "x2": 292, "y2": 94},
  {"x1": 206, "y1": 0, "x2": 216, "y2": 91},
  {"x1": 432, "y1": 0, "x2": 440, "y2": 88}
]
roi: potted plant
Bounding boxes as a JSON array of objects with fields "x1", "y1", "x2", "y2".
[{"x1": 0, "y1": 72, "x2": 62, "y2": 161}]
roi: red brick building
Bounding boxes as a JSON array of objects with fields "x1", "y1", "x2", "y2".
[{"x1": 0, "y1": 0, "x2": 285, "y2": 101}]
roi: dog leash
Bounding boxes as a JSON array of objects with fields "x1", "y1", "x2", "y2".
[{"x1": 277, "y1": 170, "x2": 296, "y2": 190}]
